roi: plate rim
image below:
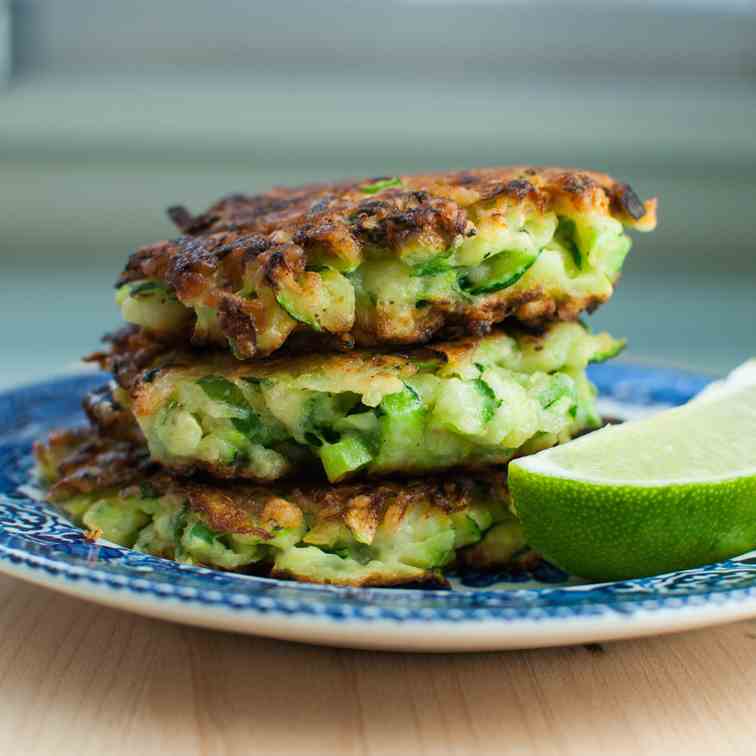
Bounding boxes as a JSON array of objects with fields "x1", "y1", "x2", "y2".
[{"x1": 2, "y1": 549, "x2": 756, "y2": 652}]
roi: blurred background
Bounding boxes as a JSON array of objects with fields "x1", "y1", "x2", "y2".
[{"x1": 1, "y1": 0, "x2": 755, "y2": 388}]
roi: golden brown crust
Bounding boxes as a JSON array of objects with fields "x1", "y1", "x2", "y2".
[
  {"x1": 86, "y1": 326, "x2": 182, "y2": 391},
  {"x1": 117, "y1": 166, "x2": 656, "y2": 358},
  {"x1": 86, "y1": 318, "x2": 558, "y2": 399},
  {"x1": 160, "y1": 167, "x2": 656, "y2": 237},
  {"x1": 173, "y1": 475, "x2": 492, "y2": 536},
  {"x1": 82, "y1": 383, "x2": 144, "y2": 444},
  {"x1": 34, "y1": 427, "x2": 156, "y2": 501}
]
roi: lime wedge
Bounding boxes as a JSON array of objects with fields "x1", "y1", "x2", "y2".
[{"x1": 509, "y1": 359, "x2": 756, "y2": 581}]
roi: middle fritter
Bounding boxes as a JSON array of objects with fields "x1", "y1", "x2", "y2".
[{"x1": 90, "y1": 321, "x2": 622, "y2": 483}]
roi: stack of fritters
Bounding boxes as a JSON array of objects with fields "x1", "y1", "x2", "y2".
[{"x1": 35, "y1": 167, "x2": 656, "y2": 586}]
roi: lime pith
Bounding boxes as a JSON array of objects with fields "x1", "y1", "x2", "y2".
[{"x1": 509, "y1": 360, "x2": 756, "y2": 581}]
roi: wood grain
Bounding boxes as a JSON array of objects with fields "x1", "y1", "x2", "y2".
[{"x1": 0, "y1": 574, "x2": 754, "y2": 756}]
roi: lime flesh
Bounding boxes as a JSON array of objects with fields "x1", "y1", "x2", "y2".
[{"x1": 509, "y1": 361, "x2": 756, "y2": 581}]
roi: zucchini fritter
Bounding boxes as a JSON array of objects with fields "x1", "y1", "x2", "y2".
[
  {"x1": 34, "y1": 428, "x2": 535, "y2": 587},
  {"x1": 116, "y1": 167, "x2": 656, "y2": 359},
  {"x1": 88, "y1": 321, "x2": 622, "y2": 483}
]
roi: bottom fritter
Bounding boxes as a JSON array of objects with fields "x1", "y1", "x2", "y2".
[{"x1": 34, "y1": 427, "x2": 537, "y2": 587}]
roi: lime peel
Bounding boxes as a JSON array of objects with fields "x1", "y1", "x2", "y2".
[{"x1": 509, "y1": 359, "x2": 756, "y2": 580}]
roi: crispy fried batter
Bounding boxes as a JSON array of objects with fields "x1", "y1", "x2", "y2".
[
  {"x1": 87, "y1": 324, "x2": 414, "y2": 393},
  {"x1": 34, "y1": 427, "x2": 155, "y2": 501},
  {"x1": 36, "y1": 428, "x2": 504, "y2": 527},
  {"x1": 158, "y1": 167, "x2": 656, "y2": 238},
  {"x1": 82, "y1": 383, "x2": 144, "y2": 443},
  {"x1": 87, "y1": 319, "x2": 584, "y2": 397},
  {"x1": 117, "y1": 167, "x2": 656, "y2": 358},
  {"x1": 173, "y1": 473, "x2": 489, "y2": 538},
  {"x1": 34, "y1": 427, "x2": 518, "y2": 586},
  {"x1": 87, "y1": 326, "x2": 182, "y2": 391},
  {"x1": 83, "y1": 320, "x2": 611, "y2": 485}
]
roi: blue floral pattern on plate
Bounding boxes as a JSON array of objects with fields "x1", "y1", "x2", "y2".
[{"x1": 1, "y1": 366, "x2": 756, "y2": 627}]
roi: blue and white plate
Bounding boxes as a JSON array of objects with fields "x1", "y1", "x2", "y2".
[{"x1": 1, "y1": 364, "x2": 755, "y2": 653}]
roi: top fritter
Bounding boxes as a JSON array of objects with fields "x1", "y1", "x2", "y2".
[{"x1": 117, "y1": 166, "x2": 657, "y2": 360}]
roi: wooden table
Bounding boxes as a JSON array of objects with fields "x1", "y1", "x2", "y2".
[{"x1": 1, "y1": 574, "x2": 755, "y2": 756}]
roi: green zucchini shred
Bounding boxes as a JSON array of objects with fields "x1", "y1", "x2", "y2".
[{"x1": 359, "y1": 177, "x2": 402, "y2": 194}]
